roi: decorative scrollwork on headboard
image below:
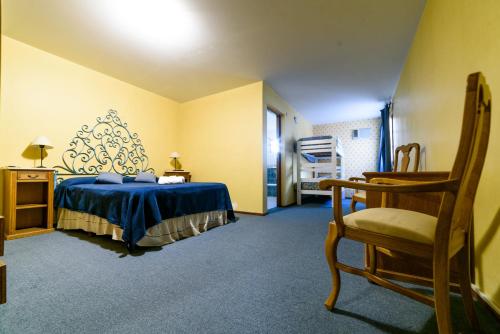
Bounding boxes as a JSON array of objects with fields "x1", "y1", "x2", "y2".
[{"x1": 54, "y1": 109, "x2": 155, "y2": 177}]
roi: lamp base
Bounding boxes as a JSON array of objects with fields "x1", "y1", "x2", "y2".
[{"x1": 38, "y1": 146, "x2": 46, "y2": 169}]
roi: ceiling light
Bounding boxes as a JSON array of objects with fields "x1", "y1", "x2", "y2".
[{"x1": 99, "y1": 0, "x2": 202, "y2": 53}]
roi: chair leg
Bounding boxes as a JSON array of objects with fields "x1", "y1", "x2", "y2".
[
  {"x1": 350, "y1": 198, "x2": 357, "y2": 213},
  {"x1": 433, "y1": 252, "x2": 452, "y2": 334},
  {"x1": 324, "y1": 222, "x2": 341, "y2": 311},
  {"x1": 368, "y1": 245, "x2": 377, "y2": 275},
  {"x1": 456, "y1": 246, "x2": 480, "y2": 330},
  {"x1": 0, "y1": 261, "x2": 6, "y2": 304}
]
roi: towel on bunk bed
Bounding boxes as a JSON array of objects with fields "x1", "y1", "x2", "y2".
[
  {"x1": 302, "y1": 152, "x2": 320, "y2": 163},
  {"x1": 296, "y1": 135, "x2": 342, "y2": 162}
]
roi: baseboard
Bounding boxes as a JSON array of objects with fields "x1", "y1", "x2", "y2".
[
  {"x1": 234, "y1": 210, "x2": 266, "y2": 216},
  {"x1": 472, "y1": 284, "x2": 500, "y2": 321}
]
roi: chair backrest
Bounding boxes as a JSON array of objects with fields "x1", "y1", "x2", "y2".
[
  {"x1": 437, "y1": 73, "x2": 492, "y2": 241},
  {"x1": 394, "y1": 143, "x2": 420, "y2": 172}
]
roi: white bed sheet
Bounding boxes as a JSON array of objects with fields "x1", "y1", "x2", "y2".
[{"x1": 57, "y1": 208, "x2": 228, "y2": 247}]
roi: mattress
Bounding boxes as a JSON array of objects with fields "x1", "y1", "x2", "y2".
[
  {"x1": 301, "y1": 181, "x2": 322, "y2": 190},
  {"x1": 297, "y1": 135, "x2": 333, "y2": 141}
]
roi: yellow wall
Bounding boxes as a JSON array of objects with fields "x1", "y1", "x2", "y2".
[
  {"x1": 0, "y1": 36, "x2": 179, "y2": 212},
  {"x1": 178, "y1": 82, "x2": 265, "y2": 214},
  {"x1": 0, "y1": 36, "x2": 314, "y2": 217},
  {"x1": 263, "y1": 84, "x2": 313, "y2": 207},
  {"x1": 393, "y1": 0, "x2": 500, "y2": 311},
  {"x1": 177, "y1": 83, "x2": 312, "y2": 214}
]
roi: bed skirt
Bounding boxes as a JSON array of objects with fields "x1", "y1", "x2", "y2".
[{"x1": 56, "y1": 208, "x2": 228, "y2": 247}]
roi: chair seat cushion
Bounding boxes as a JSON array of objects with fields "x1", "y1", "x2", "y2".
[{"x1": 343, "y1": 208, "x2": 437, "y2": 244}]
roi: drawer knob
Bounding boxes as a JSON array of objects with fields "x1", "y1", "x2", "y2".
[{"x1": 27, "y1": 174, "x2": 39, "y2": 179}]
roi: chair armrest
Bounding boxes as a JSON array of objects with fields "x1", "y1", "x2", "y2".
[
  {"x1": 348, "y1": 177, "x2": 366, "y2": 182},
  {"x1": 363, "y1": 171, "x2": 450, "y2": 180},
  {"x1": 319, "y1": 178, "x2": 459, "y2": 193},
  {"x1": 369, "y1": 178, "x2": 427, "y2": 185}
]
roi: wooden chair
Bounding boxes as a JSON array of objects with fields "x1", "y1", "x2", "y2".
[
  {"x1": 350, "y1": 143, "x2": 421, "y2": 212},
  {"x1": 319, "y1": 72, "x2": 491, "y2": 333},
  {"x1": 0, "y1": 215, "x2": 5, "y2": 304},
  {"x1": 394, "y1": 143, "x2": 421, "y2": 173}
]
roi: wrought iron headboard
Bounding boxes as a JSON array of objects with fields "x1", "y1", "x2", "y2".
[{"x1": 54, "y1": 109, "x2": 154, "y2": 181}]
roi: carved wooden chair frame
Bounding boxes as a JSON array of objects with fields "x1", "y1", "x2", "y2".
[
  {"x1": 320, "y1": 72, "x2": 491, "y2": 333},
  {"x1": 350, "y1": 143, "x2": 421, "y2": 212}
]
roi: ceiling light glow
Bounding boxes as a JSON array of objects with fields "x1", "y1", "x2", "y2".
[{"x1": 100, "y1": 0, "x2": 202, "y2": 53}]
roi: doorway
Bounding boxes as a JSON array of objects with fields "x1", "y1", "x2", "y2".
[{"x1": 266, "y1": 107, "x2": 281, "y2": 211}]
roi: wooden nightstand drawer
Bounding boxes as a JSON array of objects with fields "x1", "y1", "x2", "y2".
[{"x1": 17, "y1": 171, "x2": 48, "y2": 181}]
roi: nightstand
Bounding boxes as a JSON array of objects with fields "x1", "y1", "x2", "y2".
[
  {"x1": 0, "y1": 216, "x2": 4, "y2": 256},
  {"x1": 3, "y1": 168, "x2": 55, "y2": 239},
  {"x1": 0, "y1": 216, "x2": 6, "y2": 304},
  {"x1": 0, "y1": 259, "x2": 5, "y2": 304},
  {"x1": 0, "y1": 216, "x2": 7, "y2": 304},
  {"x1": 164, "y1": 170, "x2": 191, "y2": 182}
]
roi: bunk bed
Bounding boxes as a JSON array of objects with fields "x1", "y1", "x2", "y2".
[{"x1": 296, "y1": 135, "x2": 344, "y2": 205}]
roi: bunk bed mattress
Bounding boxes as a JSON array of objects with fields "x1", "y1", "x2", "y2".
[
  {"x1": 297, "y1": 135, "x2": 332, "y2": 141},
  {"x1": 300, "y1": 179, "x2": 331, "y2": 190},
  {"x1": 301, "y1": 182, "x2": 322, "y2": 190}
]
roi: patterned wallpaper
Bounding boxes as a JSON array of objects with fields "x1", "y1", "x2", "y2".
[{"x1": 314, "y1": 118, "x2": 381, "y2": 196}]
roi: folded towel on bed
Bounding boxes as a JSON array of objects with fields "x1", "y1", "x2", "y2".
[{"x1": 158, "y1": 176, "x2": 185, "y2": 184}]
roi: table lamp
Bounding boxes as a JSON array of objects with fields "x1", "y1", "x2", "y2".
[
  {"x1": 169, "y1": 151, "x2": 181, "y2": 171},
  {"x1": 31, "y1": 136, "x2": 53, "y2": 168}
]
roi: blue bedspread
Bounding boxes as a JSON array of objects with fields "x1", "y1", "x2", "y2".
[{"x1": 54, "y1": 177, "x2": 235, "y2": 247}]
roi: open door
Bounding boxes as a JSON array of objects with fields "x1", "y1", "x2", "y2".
[{"x1": 266, "y1": 107, "x2": 281, "y2": 211}]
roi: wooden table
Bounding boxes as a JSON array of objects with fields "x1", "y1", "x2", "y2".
[
  {"x1": 362, "y1": 171, "x2": 472, "y2": 290},
  {"x1": 0, "y1": 216, "x2": 4, "y2": 256}
]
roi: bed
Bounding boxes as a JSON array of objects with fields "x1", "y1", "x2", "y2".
[
  {"x1": 296, "y1": 135, "x2": 344, "y2": 204},
  {"x1": 53, "y1": 110, "x2": 235, "y2": 249},
  {"x1": 55, "y1": 177, "x2": 235, "y2": 249}
]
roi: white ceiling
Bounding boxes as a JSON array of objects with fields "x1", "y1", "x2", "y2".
[{"x1": 3, "y1": 0, "x2": 425, "y2": 124}]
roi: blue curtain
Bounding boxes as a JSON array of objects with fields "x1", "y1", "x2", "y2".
[{"x1": 377, "y1": 103, "x2": 392, "y2": 172}]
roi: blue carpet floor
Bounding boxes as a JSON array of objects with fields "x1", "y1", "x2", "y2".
[{"x1": 0, "y1": 200, "x2": 498, "y2": 333}]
